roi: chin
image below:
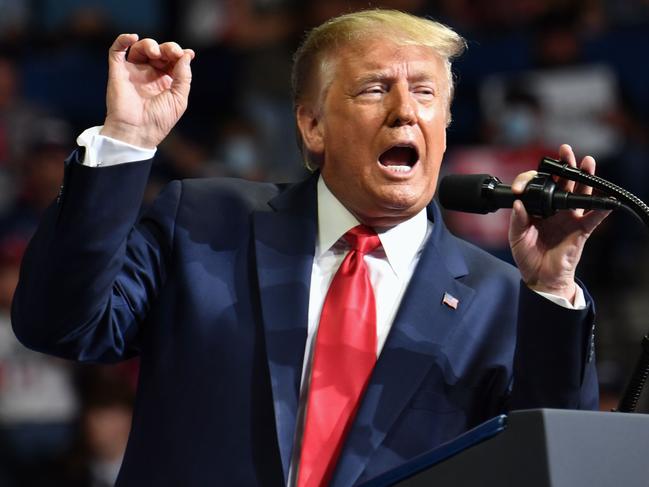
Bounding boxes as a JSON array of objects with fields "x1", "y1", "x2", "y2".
[
  {"x1": 379, "y1": 187, "x2": 428, "y2": 211},
  {"x1": 360, "y1": 196, "x2": 426, "y2": 226}
]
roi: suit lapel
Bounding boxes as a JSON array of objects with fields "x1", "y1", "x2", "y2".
[
  {"x1": 253, "y1": 175, "x2": 318, "y2": 483},
  {"x1": 331, "y1": 203, "x2": 477, "y2": 487}
]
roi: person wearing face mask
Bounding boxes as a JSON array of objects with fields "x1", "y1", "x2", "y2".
[{"x1": 12, "y1": 9, "x2": 607, "y2": 487}]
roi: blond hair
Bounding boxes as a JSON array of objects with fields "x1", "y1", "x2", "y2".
[{"x1": 291, "y1": 9, "x2": 466, "y2": 170}]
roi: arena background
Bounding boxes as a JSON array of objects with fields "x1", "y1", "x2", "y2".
[{"x1": 0, "y1": 1, "x2": 648, "y2": 484}]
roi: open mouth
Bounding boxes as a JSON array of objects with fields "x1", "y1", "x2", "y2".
[{"x1": 378, "y1": 145, "x2": 419, "y2": 173}]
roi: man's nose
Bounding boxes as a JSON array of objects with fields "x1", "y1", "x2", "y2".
[{"x1": 386, "y1": 87, "x2": 417, "y2": 127}]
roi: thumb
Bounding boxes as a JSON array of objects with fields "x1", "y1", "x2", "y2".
[{"x1": 170, "y1": 51, "x2": 194, "y2": 102}]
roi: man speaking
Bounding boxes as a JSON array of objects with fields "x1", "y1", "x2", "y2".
[{"x1": 12, "y1": 9, "x2": 608, "y2": 487}]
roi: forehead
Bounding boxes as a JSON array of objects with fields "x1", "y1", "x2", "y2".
[{"x1": 329, "y1": 38, "x2": 445, "y2": 82}]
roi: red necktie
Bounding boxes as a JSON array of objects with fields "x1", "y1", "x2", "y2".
[{"x1": 298, "y1": 225, "x2": 380, "y2": 487}]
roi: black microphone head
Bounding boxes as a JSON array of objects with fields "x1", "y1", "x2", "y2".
[{"x1": 438, "y1": 174, "x2": 495, "y2": 214}]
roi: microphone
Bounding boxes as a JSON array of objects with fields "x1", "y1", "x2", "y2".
[{"x1": 438, "y1": 173, "x2": 622, "y2": 218}]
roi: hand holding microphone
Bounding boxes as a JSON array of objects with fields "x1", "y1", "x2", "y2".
[{"x1": 439, "y1": 145, "x2": 612, "y2": 303}]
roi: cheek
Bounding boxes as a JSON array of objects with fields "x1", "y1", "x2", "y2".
[
  {"x1": 419, "y1": 104, "x2": 447, "y2": 132},
  {"x1": 322, "y1": 127, "x2": 375, "y2": 175},
  {"x1": 421, "y1": 116, "x2": 447, "y2": 157}
]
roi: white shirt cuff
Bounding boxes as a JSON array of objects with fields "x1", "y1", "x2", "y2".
[
  {"x1": 76, "y1": 126, "x2": 157, "y2": 167},
  {"x1": 534, "y1": 284, "x2": 586, "y2": 310}
]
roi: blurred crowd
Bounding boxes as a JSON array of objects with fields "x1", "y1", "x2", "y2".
[{"x1": 0, "y1": 0, "x2": 648, "y2": 485}]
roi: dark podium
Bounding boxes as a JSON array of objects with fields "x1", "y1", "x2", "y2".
[{"x1": 361, "y1": 409, "x2": 649, "y2": 486}]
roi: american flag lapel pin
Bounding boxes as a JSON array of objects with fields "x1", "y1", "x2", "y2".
[{"x1": 442, "y1": 292, "x2": 459, "y2": 310}]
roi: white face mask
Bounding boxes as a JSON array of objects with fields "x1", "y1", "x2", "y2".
[
  {"x1": 222, "y1": 135, "x2": 259, "y2": 175},
  {"x1": 498, "y1": 106, "x2": 540, "y2": 147}
]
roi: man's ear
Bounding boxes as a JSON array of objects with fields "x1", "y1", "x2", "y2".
[{"x1": 296, "y1": 104, "x2": 325, "y2": 156}]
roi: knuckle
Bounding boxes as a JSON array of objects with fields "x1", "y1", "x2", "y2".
[
  {"x1": 163, "y1": 42, "x2": 183, "y2": 55},
  {"x1": 140, "y1": 38, "x2": 158, "y2": 50}
]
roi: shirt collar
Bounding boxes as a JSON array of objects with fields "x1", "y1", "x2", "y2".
[{"x1": 316, "y1": 176, "x2": 428, "y2": 278}]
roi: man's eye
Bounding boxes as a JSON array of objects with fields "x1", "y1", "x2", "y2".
[
  {"x1": 361, "y1": 86, "x2": 385, "y2": 95},
  {"x1": 414, "y1": 87, "x2": 435, "y2": 96}
]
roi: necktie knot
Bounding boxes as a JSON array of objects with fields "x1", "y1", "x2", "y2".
[{"x1": 344, "y1": 225, "x2": 380, "y2": 255}]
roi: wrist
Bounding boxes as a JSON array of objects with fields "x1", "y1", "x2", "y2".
[{"x1": 100, "y1": 121, "x2": 157, "y2": 149}]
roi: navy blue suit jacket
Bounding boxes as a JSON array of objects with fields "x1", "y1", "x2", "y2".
[{"x1": 12, "y1": 153, "x2": 597, "y2": 486}]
